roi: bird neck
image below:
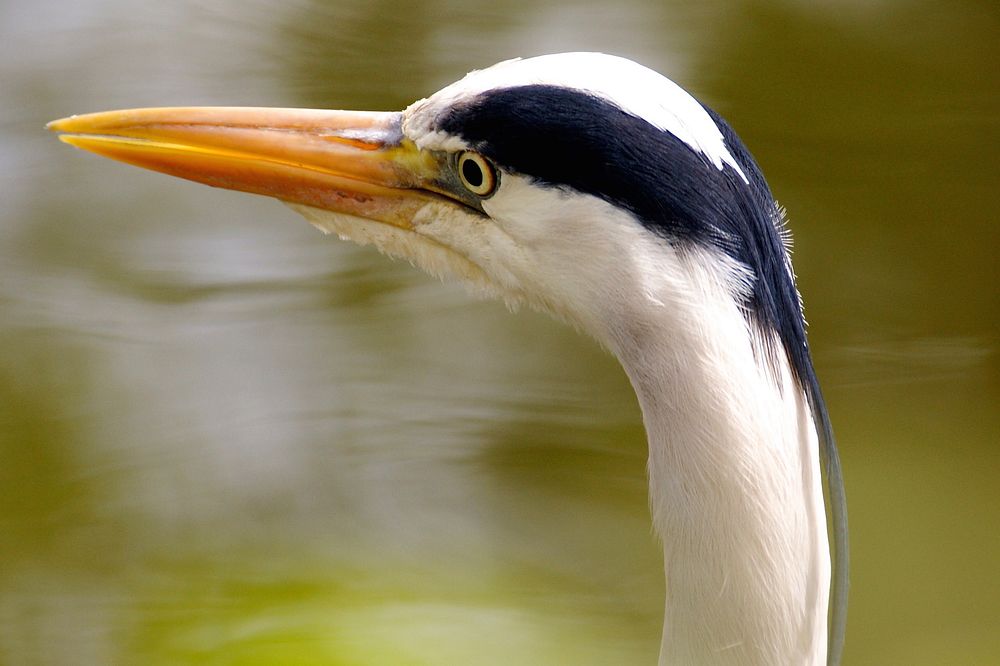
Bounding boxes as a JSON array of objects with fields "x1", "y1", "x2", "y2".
[{"x1": 603, "y1": 245, "x2": 831, "y2": 666}]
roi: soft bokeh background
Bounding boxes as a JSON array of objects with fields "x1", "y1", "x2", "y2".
[{"x1": 2, "y1": 0, "x2": 997, "y2": 664}]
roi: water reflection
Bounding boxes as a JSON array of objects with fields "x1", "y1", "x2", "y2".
[{"x1": 2, "y1": 0, "x2": 998, "y2": 664}]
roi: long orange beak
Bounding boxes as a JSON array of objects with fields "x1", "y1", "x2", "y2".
[{"x1": 47, "y1": 107, "x2": 447, "y2": 229}]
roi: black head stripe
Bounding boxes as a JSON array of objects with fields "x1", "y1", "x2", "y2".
[
  {"x1": 439, "y1": 85, "x2": 741, "y2": 247},
  {"x1": 438, "y1": 86, "x2": 812, "y2": 386}
]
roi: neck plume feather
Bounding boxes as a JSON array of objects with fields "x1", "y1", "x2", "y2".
[{"x1": 603, "y1": 244, "x2": 830, "y2": 666}]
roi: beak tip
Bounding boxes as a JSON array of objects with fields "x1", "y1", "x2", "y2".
[{"x1": 48, "y1": 114, "x2": 86, "y2": 133}]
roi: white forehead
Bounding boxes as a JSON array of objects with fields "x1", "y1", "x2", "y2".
[{"x1": 405, "y1": 52, "x2": 748, "y2": 183}]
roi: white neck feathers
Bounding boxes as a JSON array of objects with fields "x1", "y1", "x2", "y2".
[{"x1": 603, "y1": 243, "x2": 831, "y2": 666}]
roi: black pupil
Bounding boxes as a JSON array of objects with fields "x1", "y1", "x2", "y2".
[{"x1": 462, "y1": 158, "x2": 484, "y2": 188}]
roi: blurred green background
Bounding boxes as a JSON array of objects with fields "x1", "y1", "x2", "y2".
[{"x1": 2, "y1": 0, "x2": 997, "y2": 664}]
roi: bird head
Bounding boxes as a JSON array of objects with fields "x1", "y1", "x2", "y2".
[{"x1": 49, "y1": 52, "x2": 792, "y2": 352}]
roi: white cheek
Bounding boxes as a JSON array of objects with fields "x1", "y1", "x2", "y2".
[
  {"x1": 482, "y1": 175, "x2": 574, "y2": 246},
  {"x1": 480, "y1": 175, "x2": 662, "y2": 334},
  {"x1": 479, "y1": 178, "x2": 569, "y2": 287}
]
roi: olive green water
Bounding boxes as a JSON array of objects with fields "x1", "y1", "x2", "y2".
[{"x1": 2, "y1": 1, "x2": 997, "y2": 664}]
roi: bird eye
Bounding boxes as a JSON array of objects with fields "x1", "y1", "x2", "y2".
[{"x1": 457, "y1": 151, "x2": 497, "y2": 197}]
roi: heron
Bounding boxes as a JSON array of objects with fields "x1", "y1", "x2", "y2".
[{"x1": 49, "y1": 52, "x2": 847, "y2": 666}]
